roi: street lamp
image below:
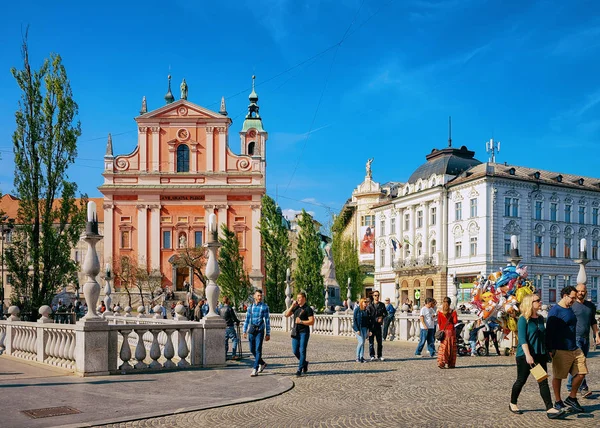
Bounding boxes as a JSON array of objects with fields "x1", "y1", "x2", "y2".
[{"x1": 1, "y1": 216, "x2": 14, "y2": 314}]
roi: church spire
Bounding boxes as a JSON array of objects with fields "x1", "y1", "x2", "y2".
[
  {"x1": 140, "y1": 96, "x2": 147, "y2": 115},
  {"x1": 164, "y1": 75, "x2": 174, "y2": 104},
  {"x1": 219, "y1": 96, "x2": 228, "y2": 116},
  {"x1": 245, "y1": 75, "x2": 260, "y2": 119},
  {"x1": 106, "y1": 133, "x2": 113, "y2": 157}
]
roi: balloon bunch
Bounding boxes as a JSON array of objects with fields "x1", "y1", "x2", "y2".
[{"x1": 469, "y1": 264, "x2": 535, "y2": 337}]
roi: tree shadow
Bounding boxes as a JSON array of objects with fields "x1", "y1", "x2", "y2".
[{"x1": 0, "y1": 378, "x2": 156, "y2": 389}]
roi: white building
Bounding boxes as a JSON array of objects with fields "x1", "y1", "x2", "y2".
[{"x1": 373, "y1": 146, "x2": 600, "y2": 306}]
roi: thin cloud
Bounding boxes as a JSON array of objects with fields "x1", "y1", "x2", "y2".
[{"x1": 551, "y1": 25, "x2": 600, "y2": 57}]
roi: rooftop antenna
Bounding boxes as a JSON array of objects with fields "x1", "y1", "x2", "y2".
[
  {"x1": 486, "y1": 137, "x2": 500, "y2": 163},
  {"x1": 448, "y1": 116, "x2": 452, "y2": 147}
]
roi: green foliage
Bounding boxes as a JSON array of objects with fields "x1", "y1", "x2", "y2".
[
  {"x1": 332, "y1": 229, "x2": 364, "y2": 303},
  {"x1": 6, "y1": 34, "x2": 86, "y2": 313},
  {"x1": 217, "y1": 224, "x2": 252, "y2": 310},
  {"x1": 294, "y1": 209, "x2": 324, "y2": 308},
  {"x1": 258, "y1": 195, "x2": 291, "y2": 313}
]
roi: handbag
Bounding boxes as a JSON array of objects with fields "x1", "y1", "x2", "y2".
[
  {"x1": 247, "y1": 323, "x2": 260, "y2": 335},
  {"x1": 530, "y1": 363, "x2": 549, "y2": 382},
  {"x1": 435, "y1": 310, "x2": 453, "y2": 342}
]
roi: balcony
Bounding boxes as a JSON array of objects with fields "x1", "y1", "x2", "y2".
[{"x1": 393, "y1": 256, "x2": 437, "y2": 271}]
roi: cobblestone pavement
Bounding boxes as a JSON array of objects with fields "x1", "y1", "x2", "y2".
[{"x1": 104, "y1": 332, "x2": 600, "y2": 428}]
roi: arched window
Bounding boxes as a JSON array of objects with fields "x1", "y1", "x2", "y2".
[
  {"x1": 177, "y1": 145, "x2": 190, "y2": 172},
  {"x1": 417, "y1": 241, "x2": 423, "y2": 256},
  {"x1": 430, "y1": 239, "x2": 436, "y2": 255},
  {"x1": 248, "y1": 141, "x2": 255, "y2": 155}
]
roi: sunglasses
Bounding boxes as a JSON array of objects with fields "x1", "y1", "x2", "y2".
[{"x1": 532, "y1": 299, "x2": 541, "y2": 303}]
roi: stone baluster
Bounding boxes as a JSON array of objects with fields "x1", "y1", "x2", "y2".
[
  {"x1": 0, "y1": 326, "x2": 6, "y2": 355},
  {"x1": 163, "y1": 329, "x2": 176, "y2": 368},
  {"x1": 124, "y1": 306, "x2": 133, "y2": 318},
  {"x1": 177, "y1": 329, "x2": 190, "y2": 367},
  {"x1": 68, "y1": 332, "x2": 76, "y2": 365},
  {"x1": 149, "y1": 330, "x2": 162, "y2": 369},
  {"x1": 104, "y1": 264, "x2": 113, "y2": 316},
  {"x1": 346, "y1": 278, "x2": 352, "y2": 313},
  {"x1": 409, "y1": 318, "x2": 416, "y2": 341},
  {"x1": 134, "y1": 330, "x2": 148, "y2": 369},
  {"x1": 62, "y1": 331, "x2": 72, "y2": 367},
  {"x1": 46, "y1": 330, "x2": 56, "y2": 365},
  {"x1": 285, "y1": 268, "x2": 292, "y2": 309},
  {"x1": 118, "y1": 330, "x2": 133, "y2": 371}
]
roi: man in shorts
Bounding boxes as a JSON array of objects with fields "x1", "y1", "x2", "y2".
[{"x1": 546, "y1": 285, "x2": 588, "y2": 413}]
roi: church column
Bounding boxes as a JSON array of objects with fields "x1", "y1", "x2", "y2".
[
  {"x1": 137, "y1": 204, "x2": 148, "y2": 266},
  {"x1": 190, "y1": 142, "x2": 198, "y2": 173},
  {"x1": 138, "y1": 127, "x2": 147, "y2": 171},
  {"x1": 397, "y1": 207, "x2": 403, "y2": 261},
  {"x1": 216, "y1": 204, "x2": 228, "y2": 238},
  {"x1": 206, "y1": 127, "x2": 214, "y2": 172},
  {"x1": 411, "y1": 205, "x2": 416, "y2": 259},
  {"x1": 424, "y1": 202, "x2": 430, "y2": 258},
  {"x1": 251, "y1": 203, "x2": 262, "y2": 282},
  {"x1": 149, "y1": 205, "x2": 161, "y2": 270},
  {"x1": 103, "y1": 203, "x2": 114, "y2": 266},
  {"x1": 151, "y1": 127, "x2": 160, "y2": 172},
  {"x1": 218, "y1": 127, "x2": 227, "y2": 171}
]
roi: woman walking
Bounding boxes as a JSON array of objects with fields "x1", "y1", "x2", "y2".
[
  {"x1": 353, "y1": 298, "x2": 373, "y2": 363},
  {"x1": 437, "y1": 297, "x2": 458, "y2": 369},
  {"x1": 509, "y1": 294, "x2": 565, "y2": 419}
]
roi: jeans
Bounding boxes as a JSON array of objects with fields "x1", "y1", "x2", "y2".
[
  {"x1": 369, "y1": 324, "x2": 383, "y2": 358},
  {"x1": 469, "y1": 340, "x2": 477, "y2": 355},
  {"x1": 415, "y1": 328, "x2": 436, "y2": 356},
  {"x1": 248, "y1": 330, "x2": 266, "y2": 370},
  {"x1": 356, "y1": 327, "x2": 369, "y2": 360},
  {"x1": 225, "y1": 326, "x2": 238, "y2": 358},
  {"x1": 567, "y1": 337, "x2": 590, "y2": 391},
  {"x1": 511, "y1": 354, "x2": 553, "y2": 410},
  {"x1": 292, "y1": 331, "x2": 310, "y2": 372},
  {"x1": 383, "y1": 315, "x2": 395, "y2": 339}
]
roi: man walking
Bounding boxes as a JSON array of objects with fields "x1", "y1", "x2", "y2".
[
  {"x1": 243, "y1": 289, "x2": 271, "y2": 377},
  {"x1": 567, "y1": 283, "x2": 600, "y2": 397},
  {"x1": 546, "y1": 286, "x2": 588, "y2": 413},
  {"x1": 415, "y1": 297, "x2": 436, "y2": 358},
  {"x1": 220, "y1": 296, "x2": 240, "y2": 360},
  {"x1": 284, "y1": 291, "x2": 315, "y2": 377},
  {"x1": 367, "y1": 291, "x2": 388, "y2": 361},
  {"x1": 382, "y1": 297, "x2": 396, "y2": 340}
]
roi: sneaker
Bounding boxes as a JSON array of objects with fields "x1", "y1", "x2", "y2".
[
  {"x1": 303, "y1": 360, "x2": 309, "y2": 373},
  {"x1": 471, "y1": 354, "x2": 477, "y2": 357},
  {"x1": 370, "y1": 356, "x2": 376, "y2": 361},
  {"x1": 554, "y1": 400, "x2": 566, "y2": 411},
  {"x1": 295, "y1": 370, "x2": 302, "y2": 377},
  {"x1": 416, "y1": 354, "x2": 424, "y2": 358},
  {"x1": 379, "y1": 356, "x2": 385, "y2": 361},
  {"x1": 360, "y1": 357, "x2": 366, "y2": 363},
  {"x1": 258, "y1": 362, "x2": 267, "y2": 373},
  {"x1": 564, "y1": 396, "x2": 585, "y2": 413},
  {"x1": 355, "y1": 358, "x2": 361, "y2": 363},
  {"x1": 546, "y1": 408, "x2": 565, "y2": 419},
  {"x1": 250, "y1": 369, "x2": 258, "y2": 377}
]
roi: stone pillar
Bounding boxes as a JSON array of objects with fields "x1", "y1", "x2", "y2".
[
  {"x1": 206, "y1": 127, "x2": 214, "y2": 172},
  {"x1": 149, "y1": 127, "x2": 160, "y2": 172},
  {"x1": 218, "y1": 127, "x2": 227, "y2": 172},
  {"x1": 137, "y1": 204, "x2": 147, "y2": 266},
  {"x1": 138, "y1": 127, "x2": 147, "y2": 171},
  {"x1": 423, "y1": 202, "x2": 430, "y2": 257},
  {"x1": 149, "y1": 205, "x2": 161, "y2": 270}
]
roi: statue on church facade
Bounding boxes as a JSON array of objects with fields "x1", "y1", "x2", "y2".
[
  {"x1": 180, "y1": 79, "x2": 188, "y2": 100},
  {"x1": 366, "y1": 158, "x2": 374, "y2": 178},
  {"x1": 179, "y1": 234, "x2": 187, "y2": 249}
]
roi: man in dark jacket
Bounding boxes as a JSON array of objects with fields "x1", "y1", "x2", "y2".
[
  {"x1": 220, "y1": 296, "x2": 240, "y2": 360},
  {"x1": 367, "y1": 291, "x2": 388, "y2": 361}
]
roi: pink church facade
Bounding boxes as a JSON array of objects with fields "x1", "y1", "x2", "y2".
[{"x1": 99, "y1": 76, "x2": 267, "y2": 292}]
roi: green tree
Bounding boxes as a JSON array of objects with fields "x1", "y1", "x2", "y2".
[
  {"x1": 294, "y1": 209, "x2": 324, "y2": 309},
  {"x1": 331, "y1": 230, "x2": 364, "y2": 303},
  {"x1": 6, "y1": 34, "x2": 86, "y2": 313},
  {"x1": 217, "y1": 224, "x2": 252, "y2": 310},
  {"x1": 258, "y1": 195, "x2": 291, "y2": 313}
]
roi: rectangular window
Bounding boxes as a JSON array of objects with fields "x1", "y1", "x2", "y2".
[
  {"x1": 504, "y1": 236, "x2": 511, "y2": 256},
  {"x1": 549, "y1": 275, "x2": 557, "y2": 303},
  {"x1": 512, "y1": 198, "x2": 519, "y2": 217},
  {"x1": 389, "y1": 248, "x2": 394, "y2": 267},
  {"x1": 549, "y1": 288, "x2": 557, "y2": 303},
  {"x1": 195, "y1": 231, "x2": 203, "y2": 247},
  {"x1": 534, "y1": 236, "x2": 542, "y2": 257},
  {"x1": 470, "y1": 237, "x2": 477, "y2": 256},
  {"x1": 564, "y1": 275, "x2": 571, "y2": 287},
  {"x1": 550, "y1": 203, "x2": 557, "y2": 221},
  {"x1": 535, "y1": 201, "x2": 542, "y2": 220},
  {"x1": 380, "y1": 219, "x2": 385, "y2": 235},
  {"x1": 390, "y1": 217, "x2": 396, "y2": 234},
  {"x1": 504, "y1": 198, "x2": 511, "y2": 217},
  {"x1": 380, "y1": 248, "x2": 385, "y2": 266},
  {"x1": 366, "y1": 215, "x2": 374, "y2": 227},
  {"x1": 431, "y1": 207, "x2": 437, "y2": 225},
  {"x1": 593, "y1": 208, "x2": 599, "y2": 226},
  {"x1": 6, "y1": 274, "x2": 12, "y2": 284},
  {"x1": 591, "y1": 277, "x2": 599, "y2": 304},
  {"x1": 565, "y1": 205, "x2": 572, "y2": 223},
  {"x1": 163, "y1": 230, "x2": 171, "y2": 249},
  {"x1": 564, "y1": 237, "x2": 572, "y2": 258},
  {"x1": 579, "y1": 206, "x2": 586, "y2": 224},
  {"x1": 593, "y1": 239, "x2": 598, "y2": 260},
  {"x1": 550, "y1": 236, "x2": 557, "y2": 258},
  {"x1": 534, "y1": 275, "x2": 542, "y2": 291},
  {"x1": 455, "y1": 242, "x2": 462, "y2": 258},
  {"x1": 455, "y1": 202, "x2": 462, "y2": 221},
  {"x1": 75, "y1": 250, "x2": 80, "y2": 263},
  {"x1": 470, "y1": 198, "x2": 477, "y2": 218},
  {"x1": 417, "y1": 211, "x2": 423, "y2": 228},
  {"x1": 404, "y1": 213, "x2": 409, "y2": 230}
]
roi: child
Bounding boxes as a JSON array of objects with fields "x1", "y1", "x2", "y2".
[{"x1": 468, "y1": 319, "x2": 484, "y2": 356}]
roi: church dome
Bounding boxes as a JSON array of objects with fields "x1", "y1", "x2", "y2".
[{"x1": 407, "y1": 145, "x2": 481, "y2": 183}]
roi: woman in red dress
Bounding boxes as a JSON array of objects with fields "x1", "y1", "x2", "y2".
[{"x1": 437, "y1": 296, "x2": 458, "y2": 369}]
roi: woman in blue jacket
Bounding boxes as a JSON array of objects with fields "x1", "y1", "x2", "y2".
[{"x1": 353, "y1": 298, "x2": 373, "y2": 363}]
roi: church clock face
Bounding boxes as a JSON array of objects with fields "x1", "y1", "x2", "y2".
[{"x1": 248, "y1": 130, "x2": 256, "y2": 138}]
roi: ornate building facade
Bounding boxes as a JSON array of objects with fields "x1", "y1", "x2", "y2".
[{"x1": 99, "y1": 76, "x2": 267, "y2": 292}]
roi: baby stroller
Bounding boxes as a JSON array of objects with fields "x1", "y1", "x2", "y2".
[{"x1": 456, "y1": 321, "x2": 487, "y2": 356}]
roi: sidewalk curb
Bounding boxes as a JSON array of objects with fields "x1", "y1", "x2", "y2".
[{"x1": 50, "y1": 375, "x2": 295, "y2": 428}]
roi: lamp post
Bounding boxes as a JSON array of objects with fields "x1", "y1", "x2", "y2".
[{"x1": 0, "y1": 216, "x2": 14, "y2": 313}]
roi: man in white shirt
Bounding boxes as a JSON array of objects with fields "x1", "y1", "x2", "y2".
[{"x1": 415, "y1": 297, "x2": 436, "y2": 358}]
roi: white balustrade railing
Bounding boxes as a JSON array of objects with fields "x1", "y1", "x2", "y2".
[
  {"x1": 12, "y1": 325, "x2": 38, "y2": 360},
  {"x1": 44, "y1": 326, "x2": 76, "y2": 369}
]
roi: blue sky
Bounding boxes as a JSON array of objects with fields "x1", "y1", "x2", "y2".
[{"x1": 1, "y1": 0, "x2": 599, "y2": 229}]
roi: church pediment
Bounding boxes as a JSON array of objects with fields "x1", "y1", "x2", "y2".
[{"x1": 137, "y1": 99, "x2": 230, "y2": 122}]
